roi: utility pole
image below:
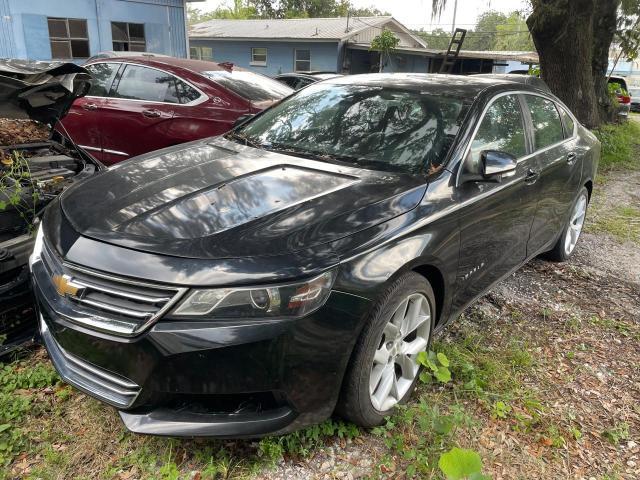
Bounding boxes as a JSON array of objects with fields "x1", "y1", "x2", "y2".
[{"x1": 451, "y1": 0, "x2": 458, "y2": 34}]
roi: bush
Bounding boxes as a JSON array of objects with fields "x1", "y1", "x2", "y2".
[{"x1": 593, "y1": 120, "x2": 640, "y2": 172}]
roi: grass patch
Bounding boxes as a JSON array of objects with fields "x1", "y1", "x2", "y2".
[
  {"x1": 589, "y1": 205, "x2": 640, "y2": 244},
  {"x1": 593, "y1": 120, "x2": 640, "y2": 173}
]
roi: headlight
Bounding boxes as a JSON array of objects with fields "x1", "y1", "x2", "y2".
[
  {"x1": 28, "y1": 221, "x2": 44, "y2": 270},
  {"x1": 171, "y1": 270, "x2": 336, "y2": 318}
]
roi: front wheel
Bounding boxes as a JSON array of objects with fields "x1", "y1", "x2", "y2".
[
  {"x1": 543, "y1": 187, "x2": 589, "y2": 262},
  {"x1": 336, "y1": 272, "x2": 435, "y2": 427}
]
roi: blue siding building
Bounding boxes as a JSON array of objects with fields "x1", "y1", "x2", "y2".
[
  {"x1": 189, "y1": 16, "x2": 430, "y2": 76},
  {"x1": 0, "y1": 0, "x2": 195, "y2": 61}
]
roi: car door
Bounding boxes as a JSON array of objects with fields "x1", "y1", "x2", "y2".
[
  {"x1": 58, "y1": 62, "x2": 120, "y2": 160},
  {"x1": 451, "y1": 93, "x2": 539, "y2": 312},
  {"x1": 522, "y1": 94, "x2": 582, "y2": 256},
  {"x1": 98, "y1": 64, "x2": 178, "y2": 165}
]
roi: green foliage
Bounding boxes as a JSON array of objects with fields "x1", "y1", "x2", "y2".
[
  {"x1": 370, "y1": 30, "x2": 401, "y2": 72},
  {"x1": 438, "y1": 447, "x2": 489, "y2": 480},
  {"x1": 493, "y1": 12, "x2": 535, "y2": 51},
  {"x1": 188, "y1": 0, "x2": 388, "y2": 24},
  {"x1": 418, "y1": 350, "x2": 452, "y2": 384},
  {"x1": 602, "y1": 422, "x2": 630, "y2": 445},
  {"x1": 0, "y1": 361, "x2": 59, "y2": 465},
  {"x1": 0, "y1": 150, "x2": 41, "y2": 234},
  {"x1": 593, "y1": 120, "x2": 640, "y2": 172}
]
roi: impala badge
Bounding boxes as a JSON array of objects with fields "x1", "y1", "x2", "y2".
[{"x1": 52, "y1": 274, "x2": 84, "y2": 298}]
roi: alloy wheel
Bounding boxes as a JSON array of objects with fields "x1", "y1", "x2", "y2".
[
  {"x1": 564, "y1": 193, "x2": 587, "y2": 256},
  {"x1": 369, "y1": 293, "x2": 431, "y2": 411}
]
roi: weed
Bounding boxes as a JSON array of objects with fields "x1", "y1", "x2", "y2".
[
  {"x1": 602, "y1": 422, "x2": 630, "y2": 445},
  {"x1": 589, "y1": 205, "x2": 640, "y2": 244}
]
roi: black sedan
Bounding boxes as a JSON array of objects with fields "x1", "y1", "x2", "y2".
[
  {"x1": 30, "y1": 74, "x2": 599, "y2": 437},
  {"x1": 274, "y1": 71, "x2": 342, "y2": 90}
]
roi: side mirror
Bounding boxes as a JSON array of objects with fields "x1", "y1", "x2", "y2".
[
  {"x1": 481, "y1": 150, "x2": 517, "y2": 181},
  {"x1": 233, "y1": 113, "x2": 255, "y2": 128}
]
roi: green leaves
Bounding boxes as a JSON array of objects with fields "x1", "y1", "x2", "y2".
[
  {"x1": 418, "y1": 350, "x2": 452, "y2": 384},
  {"x1": 438, "y1": 447, "x2": 490, "y2": 480}
]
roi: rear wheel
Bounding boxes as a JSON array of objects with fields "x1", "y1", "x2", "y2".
[
  {"x1": 337, "y1": 272, "x2": 435, "y2": 427},
  {"x1": 543, "y1": 187, "x2": 589, "y2": 262}
]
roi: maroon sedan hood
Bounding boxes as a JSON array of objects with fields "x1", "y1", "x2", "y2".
[{"x1": 59, "y1": 138, "x2": 426, "y2": 259}]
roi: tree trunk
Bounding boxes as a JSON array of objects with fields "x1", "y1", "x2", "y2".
[
  {"x1": 527, "y1": 0, "x2": 601, "y2": 128},
  {"x1": 592, "y1": 0, "x2": 620, "y2": 122}
]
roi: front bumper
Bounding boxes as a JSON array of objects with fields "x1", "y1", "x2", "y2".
[{"x1": 32, "y1": 257, "x2": 371, "y2": 438}]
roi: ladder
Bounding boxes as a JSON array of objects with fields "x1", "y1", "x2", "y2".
[{"x1": 438, "y1": 28, "x2": 467, "y2": 74}]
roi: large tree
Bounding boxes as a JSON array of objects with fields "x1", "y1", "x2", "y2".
[{"x1": 431, "y1": 0, "x2": 640, "y2": 127}]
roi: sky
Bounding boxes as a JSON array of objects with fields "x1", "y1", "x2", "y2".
[{"x1": 196, "y1": 0, "x2": 530, "y2": 32}]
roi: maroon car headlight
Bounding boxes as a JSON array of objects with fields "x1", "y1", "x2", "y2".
[{"x1": 171, "y1": 270, "x2": 336, "y2": 318}]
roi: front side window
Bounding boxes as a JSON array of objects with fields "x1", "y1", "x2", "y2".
[
  {"x1": 47, "y1": 17, "x2": 89, "y2": 59},
  {"x1": 202, "y1": 70, "x2": 292, "y2": 102},
  {"x1": 112, "y1": 22, "x2": 146, "y2": 52},
  {"x1": 113, "y1": 65, "x2": 180, "y2": 103},
  {"x1": 295, "y1": 49, "x2": 311, "y2": 72},
  {"x1": 525, "y1": 95, "x2": 564, "y2": 149},
  {"x1": 251, "y1": 47, "x2": 267, "y2": 66},
  {"x1": 86, "y1": 63, "x2": 119, "y2": 97},
  {"x1": 237, "y1": 83, "x2": 466, "y2": 174},
  {"x1": 468, "y1": 95, "x2": 527, "y2": 171}
]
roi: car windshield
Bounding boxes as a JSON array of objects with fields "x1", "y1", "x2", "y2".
[
  {"x1": 202, "y1": 70, "x2": 292, "y2": 102},
  {"x1": 236, "y1": 83, "x2": 467, "y2": 174}
]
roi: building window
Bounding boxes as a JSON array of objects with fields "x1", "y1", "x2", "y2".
[
  {"x1": 111, "y1": 22, "x2": 146, "y2": 52},
  {"x1": 251, "y1": 47, "x2": 267, "y2": 66},
  {"x1": 294, "y1": 49, "x2": 311, "y2": 72},
  {"x1": 47, "y1": 17, "x2": 90, "y2": 59},
  {"x1": 190, "y1": 46, "x2": 213, "y2": 61}
]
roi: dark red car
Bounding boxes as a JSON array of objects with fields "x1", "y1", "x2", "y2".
[{"x1": 59, "y1": 57, "x2": 292, "y2": 165}]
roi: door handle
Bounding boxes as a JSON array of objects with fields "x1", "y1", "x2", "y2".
[
  {"x1": 566, "y1": 152, "x2": 577, "y2": 165},
  {"x1": 524, "y1": 168, "x2": 540, "y2": 184},
  {"x1": 142, "y1": 109, "x2": 161, "y2": 118},
  {"x1": 82, "y1": 103, "x2": 97, "y2": 111}
]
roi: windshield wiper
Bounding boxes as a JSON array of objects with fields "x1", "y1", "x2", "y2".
[
  {"x1": 224, "y1": 131, "x2": 262, "y2": 149},
  {"x1": 262, "y1": 144, "x2": 366, "y2": 167}
]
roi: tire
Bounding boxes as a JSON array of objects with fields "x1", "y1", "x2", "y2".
[
  {"x1": 543, "y1": 187, "x2": 589, "y2": 262},
  {"x1": 336, "y1": 272, "x2": 435, "y2": 427}
]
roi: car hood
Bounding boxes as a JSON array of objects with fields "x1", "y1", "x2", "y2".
[
  {"x1": 0, "y1": 60, "x2": 92, "y2": 125},
  {"x1": 59, "y1": 138, "x2": 427, "y2": 259}
]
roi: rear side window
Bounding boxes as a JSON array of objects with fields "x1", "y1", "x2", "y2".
[
  {"x1": 558, "y1": 106, "x2": 575, "y2": 138},
  {"x1": 202, "y1": 70, "x2": 292, "y2": 102},
  {"x1": 86, "y1": 63, "x2": 119, "y2": 97},
  {"x1": 469, "y1": 95, "x2": 527, "y2": 170},
  {"x1": 113, "y1": 65, "x2": 179, "y2": 103},
  {"x1": 525, "y1": 95, "x2": 564, "y2": 149}
]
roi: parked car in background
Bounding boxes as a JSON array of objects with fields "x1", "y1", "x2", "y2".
[
  {"x1": 275, "y1": 71, "x2": 342, "y2": 90},
  {"x1": 85, "y1": 51, "x2": 170, "y2": 63},
  {"x1": 608, "y1": 76, "x2": 631, "y2": 118},
  {"x1": 59, "y1": 57, "x2": 292, "y2": 165},
  {"x1": 629, "y1": 86, "x2": 640, "y2": 113},
  {"x1": 32, "y1": 74, "x2": 599, "y2": 438},
  {"x1": 0, "y1": 60, "x2": 102, "y2": 355}
]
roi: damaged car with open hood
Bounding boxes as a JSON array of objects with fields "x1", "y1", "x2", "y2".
[{"x1": 0, "y1": 60, "x2": 101, "y2": 354}]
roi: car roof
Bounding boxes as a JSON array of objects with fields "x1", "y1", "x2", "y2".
[
  {"x1": 324, "y1": 73, "x2": 540, "y2": 97},
  {"x1": 86, "y1": 56, "x2": 249, "y2": 75}
]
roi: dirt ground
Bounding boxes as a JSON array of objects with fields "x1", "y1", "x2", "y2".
[{"x1": 4, "y1": 156, "x2": 640, "y2": 480}]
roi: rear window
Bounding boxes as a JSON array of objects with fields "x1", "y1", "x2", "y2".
[{"x1": 202, "y1": 70, "x2": 292, "y2": 102}]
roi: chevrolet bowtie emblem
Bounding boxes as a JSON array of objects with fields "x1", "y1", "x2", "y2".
[{"x1": 52, "y1": 274, "x2": 83, "y2": 298}]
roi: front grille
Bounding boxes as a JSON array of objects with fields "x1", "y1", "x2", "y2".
[
  {"x1": 40, "y1": 241, "x2": 186, "y2": 336},
  {"x1": 40, "y1": 317, "x2": 141, "y2": 408}
]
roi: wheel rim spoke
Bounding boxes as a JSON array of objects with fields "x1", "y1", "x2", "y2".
[
  {"x1": 402, "y1": 337, "x2": 428, "y2": 356},
  {"x1": 372, "y1": 365, "x2": 395, "y2": 409},
  {"x1": 565, "y1": 194, "x2": 587, "y2": 255}
]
